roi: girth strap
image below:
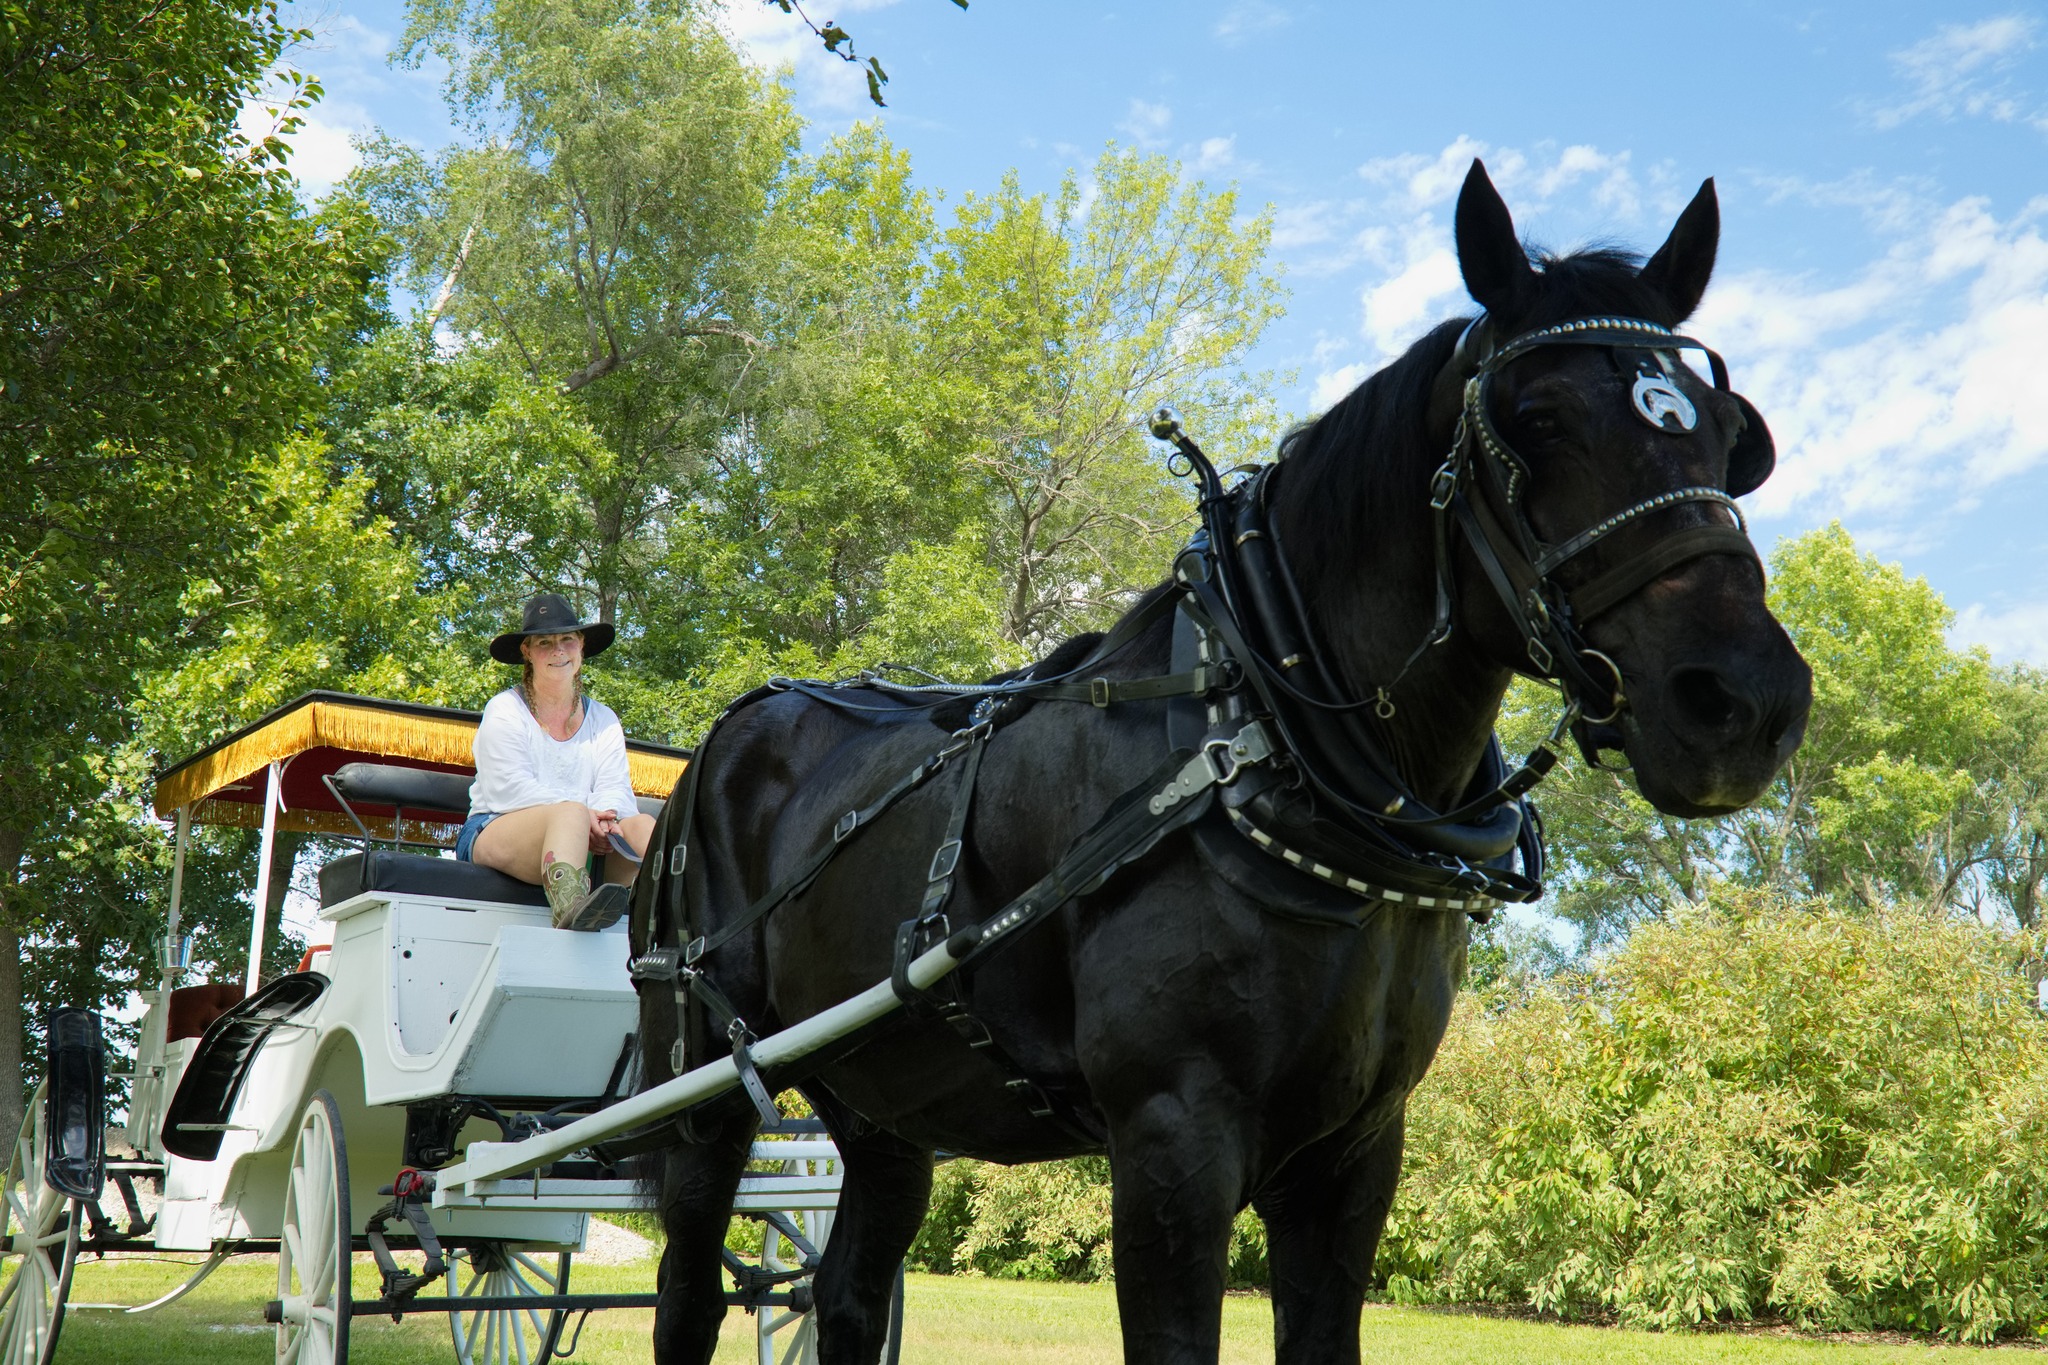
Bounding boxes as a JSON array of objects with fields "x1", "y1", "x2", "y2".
[{"x1": 922, "y1": 728, "x2": 988, "y2": 919}]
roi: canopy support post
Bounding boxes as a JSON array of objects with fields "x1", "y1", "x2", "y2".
[
  {"x1": 245, "y1": 762, "x2": 280, "y2": 997},
  {"x1": 163, "y1": 806, "x2": 190, "y2": 1001}
]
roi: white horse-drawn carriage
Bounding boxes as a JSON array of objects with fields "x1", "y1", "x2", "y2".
[{"x1": 0, "y1": 691, "x2": 901, "y2": 1365}]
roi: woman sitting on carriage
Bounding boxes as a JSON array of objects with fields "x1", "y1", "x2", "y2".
[{"x1": 456, "y1": 593, "x2": 656, "y2": 931}]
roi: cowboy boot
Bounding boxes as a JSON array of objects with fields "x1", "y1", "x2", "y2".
[{"x1": 544, "y1": 858, "x2": 627, "y2": 931}]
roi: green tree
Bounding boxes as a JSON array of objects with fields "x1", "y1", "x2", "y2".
[
  {"x1": 651, "y1": 140, "x2": 1290, "y2": 705},
  {"x1": 1384, "y1": 891, "x2": 2048, "y2": 1341},
  {"x1": 128, "y1": 437, "x2": 475, "y2": 991},
  {"x1": 928, "y1": 148, "x2": 1286, "y2": 651},
  {"x1": 645, "y1": 125, "x2": 988, "y2": 687},
  {"x1": 350, "y1": 0, "x2": 800, "y2": 628},
  {"x1": 2, "y1": 0, "x2": 380, "y2": 1135},
  {"x1": 1524, "y1": 524, "x2": 2048, "y2": 946}
]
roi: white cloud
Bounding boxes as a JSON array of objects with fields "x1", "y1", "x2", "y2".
[
  {"x1": 1271, "y1": 201, "x2": 1340, "y2": 250},
  {"x1": 1311, "y1": 361, "x2": 1371, "y2": 410},
  {"x1": 1357, "y1": 218, "x2": 1462, "y2": 362},
  {"x1": 282, "y1": 110, "x2": 365, "y2": 198},
  {"x1": 237, "y1": 95, "x2": 365, "y2": 201},
  {"x1": 1694, "y1": 192, "x2": 2048, "y2": 530},
  {"x1": 1871, "y1": 14, "x2": 2041, "y2": 129},
  {"x1": 1195, "y1": 135, "x2": 1236, "y2": 173},
  {"x1": 1330, "y1": 140, "x2": 1652, "y2": 365},
  {"x1": 1307, "y1": 138, "x2": 2048, "y2": 572},
  {"x1": 1119, "y1": 98, "x2": 1173, "y2": 150},
  {"x1": 1358, "y1": 135, "x2": 1492, "y2": 211},
  {"x1": 1355, "y1": 136, "x2": 1640, "y2": 223},
  {"x1": 254, "y1": 7, "x2": 455, "y2": 198},
  {"x1": 1534, "y1": 144, "x2": 1638, "y2": 217},
  {"x1": 1214, "y1": 1, "x2": 1289, "y2": 43},
  {"x1": 1954, "y1": 599, "x2": 2048, "y2": 663}
]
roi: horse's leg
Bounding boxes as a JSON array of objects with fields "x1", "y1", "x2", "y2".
[
  {"x1": 1106, "y1": 1092, "x2": 1247, "y2": 1364},
  {"x1": 809, "y1": 1105, "x2": 933, "y2": 1365},
  {"x1": 650, "y1": 1116, "x2": 758, "y2": 1365},
  {"x1": 1251, "y1": 1105, "x2": 1407, "y2": 1365}
]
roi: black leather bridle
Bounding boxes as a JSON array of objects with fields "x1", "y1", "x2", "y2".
[{"x1": 1431, "y1": 313, "x2": 1772, "y2": 754}]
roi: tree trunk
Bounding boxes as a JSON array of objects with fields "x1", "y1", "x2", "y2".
[{"x1": 0, "y1": 825, "x2": 25, "y2": 1147}]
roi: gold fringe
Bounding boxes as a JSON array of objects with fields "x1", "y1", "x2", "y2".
[
  {"x1": 156, "y1": 697, "x2": 688, "y2": 820},
  {"x1": 189, "y1": 798, "x2": 460, "y2": 848},
  {"x1": 627, "y1": 751, "x2": 688, "y2": 802}
]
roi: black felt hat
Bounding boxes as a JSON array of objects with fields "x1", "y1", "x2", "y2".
[{"x1": 489, "y1": 593, "x2": 615, "y2": 664}]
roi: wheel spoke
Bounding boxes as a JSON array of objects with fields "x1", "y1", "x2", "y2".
[{"x1": 281, "y1": 1222, "x2": 304, "y2": 1282}]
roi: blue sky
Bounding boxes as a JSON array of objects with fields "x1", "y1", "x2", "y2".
[{"x1": 271, "y1": 0, "x2": 2048, "y2": 662}]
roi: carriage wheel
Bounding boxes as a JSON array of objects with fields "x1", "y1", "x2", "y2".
[
  {"x1": 445, "y1": 1243, "x2": 571, "y2": 1365},
  {"x1": 756, "y1": 1203, "x2": 826, "y2": 1365},
  {"x1": 0, "y1": 1081, "x2": 81, "y2": 1365},
  {"x1": 275, "y1": 1090, "x2": 351, "y2": 1365},
  {"x1": 753, "y1": 1217, "x2": 903, "y2": 1365}
]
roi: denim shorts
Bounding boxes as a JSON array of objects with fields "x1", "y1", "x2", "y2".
[{"x1": 455, "y1": 811, "x2": 499, "y2": 862}]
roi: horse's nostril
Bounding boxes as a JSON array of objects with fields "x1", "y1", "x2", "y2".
[{"x1": 1667, "y1": 666, "x2": 1750, "y2": 733}]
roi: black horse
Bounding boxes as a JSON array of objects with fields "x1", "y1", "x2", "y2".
[{"x1": 628, "y1": 160, "x2": 1812, "y2": 1364}]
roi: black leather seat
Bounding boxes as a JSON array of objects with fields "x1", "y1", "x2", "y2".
[
  {"x1": 320, "y1": 761, "x2": 548, "y2": 907},
  {"x1": 319, "y1": 849, "x2": 548, "y2": 909}
]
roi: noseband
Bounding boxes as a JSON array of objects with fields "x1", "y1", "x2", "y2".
[{"x1": 1433, "y1": 314, "x2": 1766, "y2": 749}]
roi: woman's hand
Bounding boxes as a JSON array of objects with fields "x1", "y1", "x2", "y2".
[{"x1": 588, "y1": 807, "x2": 620, "y2": 854}]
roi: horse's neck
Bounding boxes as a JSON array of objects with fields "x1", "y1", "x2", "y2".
[
  {"x1": 1273, "y1": 477, "x2": 1511, "y2": 813},
  {"x1": 1373, "y1": 638, "x2": 1512, "y2": 811}
]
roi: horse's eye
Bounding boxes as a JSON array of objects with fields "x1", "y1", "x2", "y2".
[{"x1": 1517, "y1": 411, "x2": 1564, "y2": 443}]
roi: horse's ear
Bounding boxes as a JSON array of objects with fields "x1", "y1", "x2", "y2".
[
  {"x1": 1638, "y1": 178, "x2": 1719, "y2": 322},
  {"x1": 1455, "y1": 159, "x2": 1536, "y2": 317}
]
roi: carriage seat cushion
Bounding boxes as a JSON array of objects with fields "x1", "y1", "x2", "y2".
[
  {"x1": 167, "y1": 983, "x2": 247, "y2": 1042},
  {"x1": 320, "y1": 849, "x2": 550, "y2": 909},
  {"x1": 331, "y1": 761, "x2": 473, "y2": 815}
]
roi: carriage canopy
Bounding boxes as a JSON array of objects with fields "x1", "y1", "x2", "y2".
[
  {"x1": 151, "y1": 689, "x2": 689, "y2": 844},
  {"x1": 149, "y1": 690, "x2": 689, "y2": 994}
]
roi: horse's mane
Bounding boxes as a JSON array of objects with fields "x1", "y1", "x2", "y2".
[{"x1": 1273, "y1": 245, "x2": 1670, "y2": 616}]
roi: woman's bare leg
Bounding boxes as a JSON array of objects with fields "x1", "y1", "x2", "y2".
[
  {"x1": 603, "y1": 812, "x2": 657, "y2": 884},
  {"x1": 471, "y1": 801, "x2": 594, "y2": 884}
]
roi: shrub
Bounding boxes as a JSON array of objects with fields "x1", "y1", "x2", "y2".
[
  {"x1": 1380, "y1": 891, "x2": 2048, "y2": 1341},
  {"x1": 908, "y1": 1155, "x2": 1269, "y2": 1285}
]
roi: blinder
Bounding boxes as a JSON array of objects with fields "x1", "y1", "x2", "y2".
[{"x1": 1726, "y1": 392, "x2": 1775, "y2": 498}]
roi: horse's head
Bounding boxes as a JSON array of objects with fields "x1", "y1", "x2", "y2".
[{"x1": 1434, "y1": 159, "x2": 1811, "y2": 817}]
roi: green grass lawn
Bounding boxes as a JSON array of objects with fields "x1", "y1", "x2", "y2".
[{"x1": 54, "y1": 1251, "x2": 2045, "y2": 1363}]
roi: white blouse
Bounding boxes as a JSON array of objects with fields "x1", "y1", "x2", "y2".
[{"x1": 468, "y1": 688, "x2": 640, "y2": 819}]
